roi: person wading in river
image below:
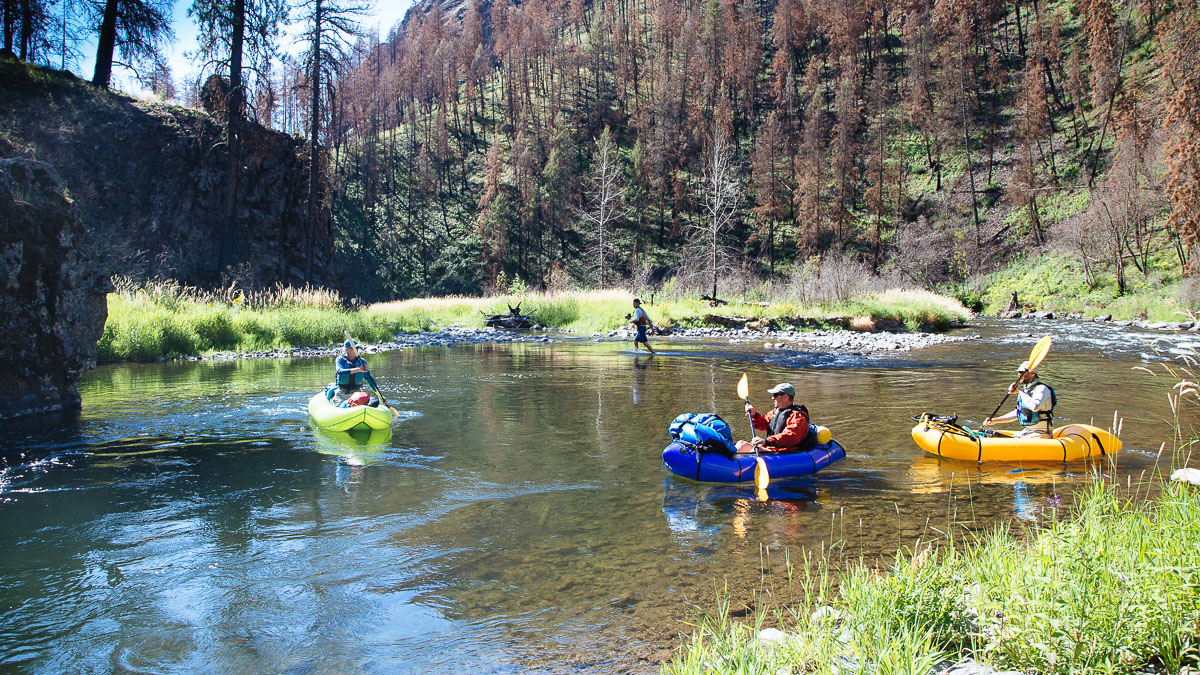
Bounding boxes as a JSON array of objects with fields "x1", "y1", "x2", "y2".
[
  {"x1": 628, "y1": 298, "x2": 656, "y2": 354},
  {"x1": 983, "y1": 360, "x2": 1056, "y2": 438},
  {"x1": 735, "y1": 383, "x2": 812, "y2": 453}
]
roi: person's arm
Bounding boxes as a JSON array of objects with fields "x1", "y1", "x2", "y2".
[
  {"x1": 764, "y1": 409, "x2": 810, "y2": 447},
  {"x1": 335, "y1": 356, "x2": 353, "y2": 377},
  {"x1": 984, "y1": 409, "x2": 1018, "y2": 426}
]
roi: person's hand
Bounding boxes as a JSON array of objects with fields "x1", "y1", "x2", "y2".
[
  {"x1": 745, "y1": 402, "x2": 755, "y2": 415},
  {"x1": 751, "y1": 436, "x2": 765, "y2": 446},
  {"x1": 356, "y1": 365, "x2": 369, "y2": 373},
  {"x1": 1007, "y1": 383, "x2": 1019, "y2": 394},
  {"x1": 982, "y1": 417, "x2": 993, "y2": 427}
]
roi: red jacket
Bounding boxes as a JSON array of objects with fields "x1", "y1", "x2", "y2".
[{"x1": 750, "y1": 406, "x2": 810, "y2": 451}]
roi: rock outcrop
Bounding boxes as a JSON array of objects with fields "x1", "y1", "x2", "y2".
[
  {"x1": 0, "y1": 59, "x2": 337, "y2": 290},
  {"x1": 0, "y1": 158, "x2": 110, "y2": 421}
]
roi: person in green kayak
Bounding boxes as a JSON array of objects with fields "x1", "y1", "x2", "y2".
[
  {"x1": 332, "y1": 340, "x2": 377, "y2": 407},
  {"x1": 735, "y1": 383, "x2": 812, "y2": 453},
  {"x1": 983, "y1": 360, "x2": 1056, "y2": 438}
]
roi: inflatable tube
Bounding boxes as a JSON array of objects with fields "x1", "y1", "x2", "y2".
[
  {"x1": 911, "y1": 415, "x2": 1122, "y2": 462},
  {"x1": 307, "y1": 390, "x2": 393, "y2": 431},
  {"x1": 662, "y1": 438, "x2": 846, "y2": 483}
]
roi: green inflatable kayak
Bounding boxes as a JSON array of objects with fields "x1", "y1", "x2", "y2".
[{"x1": 307, "y1": 389, "x2": 393, "y2": 431}]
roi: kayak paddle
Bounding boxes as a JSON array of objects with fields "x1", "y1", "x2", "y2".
[
  {"x1": 344, "y1": 330, "x2": 399, "y2": 419},
  {"x1": 985, "y1": 335, "x2": 1053, "y2": 424},
  {"x1": 737, "y1": 373, "x2": 770, "y2": 494}
]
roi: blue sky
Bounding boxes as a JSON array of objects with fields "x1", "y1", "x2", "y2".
[{"x1": 75, "y1": 0, "x2": 415, "y2": 94}]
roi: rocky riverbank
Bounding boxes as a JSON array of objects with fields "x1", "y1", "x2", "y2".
[
  {"x1": 1001, "y1": 309, "x2": 1199, "y2": 331},
  {"x1": 605, "y1": 325, "x2": 975, "y2": 353},
  {"x1": 184, "y1": 323, "x2": 975, "y2": 362}
]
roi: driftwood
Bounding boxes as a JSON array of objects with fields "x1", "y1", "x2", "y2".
[
  {"x1": 704, "y1": 314, "x2": 748, "y2": 328},
  {"x1": 483, "y1": 302, "x2": 535, "y2": 330},
  {"x1": 700, "y1": 294, "x2": 728, "y2": 306}
]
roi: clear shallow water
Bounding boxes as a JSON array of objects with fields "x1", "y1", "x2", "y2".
[{"x1": 0, "y1": 319, "x2": 1191, "y2": 672}]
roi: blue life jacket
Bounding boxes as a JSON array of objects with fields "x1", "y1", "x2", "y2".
[
  {"x1": 336, "y1": 355, "x2": 368, "y2": 388},
  {"x1": 1017, "y1": 382, "x2": 1056, "y2": 426}
]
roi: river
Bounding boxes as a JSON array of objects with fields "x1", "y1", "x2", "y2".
[{"x1": 0, "y1": 319, "x2": 1192, "y2": 672}]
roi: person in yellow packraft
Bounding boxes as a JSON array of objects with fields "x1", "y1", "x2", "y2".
[{"x1": 983, "y1": 360, "x2": 1057, "y2": 438}]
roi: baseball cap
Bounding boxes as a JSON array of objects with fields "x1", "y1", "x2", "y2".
[{"x1": 766, "y1": 383, "x2": 795, "y2": 396}]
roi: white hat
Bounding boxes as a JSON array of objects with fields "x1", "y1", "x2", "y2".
[{"x1": 1017, "y1": 360, "x2": 1033, "y2": 373}]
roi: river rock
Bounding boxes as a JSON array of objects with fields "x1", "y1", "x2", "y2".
[
  {"x1": 1094, "y1": 314, "x2": 1112, "y2": 322},
  {"x1": 0, "y1": 158, "x2": 110, "y2": 421},
  {"x1": 1171, "y1": 468, "x2": 1200, "y2": 486}
]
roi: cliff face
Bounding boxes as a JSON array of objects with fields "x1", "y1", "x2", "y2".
[
  {"x1": 0, "y1": 58, "x2": 339, "y2": 420},
  {"x1": 0, "y1": 158, "x2": 110, "y2": 421},
  {"x1": 0, "y1": 58, "x2": 337, "y2": 290}
]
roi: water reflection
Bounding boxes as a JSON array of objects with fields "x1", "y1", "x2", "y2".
[{"x1": 0, "y1": 320, "x2": 1191, "y2": 673}]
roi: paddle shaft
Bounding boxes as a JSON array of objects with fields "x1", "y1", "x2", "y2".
[
  {"x1": 744, "y1": 398, "x2": 758, "y2": 449},
  {"x1": 363, "y1": 371, "x2": 392, "y2": 410},
  {"x1": 988, "y1": 389, "x2": 1014, "y2": 422}
]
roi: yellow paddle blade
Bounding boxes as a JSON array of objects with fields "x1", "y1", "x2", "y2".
[
  {"x1": 737, "y1": 373, "x2": 749, "y2": 400},
  {"x1": 1027, "y1": 336, "x2": 1053, "y2": 372},
  {"x1": 754, "y1": 456, "x2": 770, "y2": 490}
]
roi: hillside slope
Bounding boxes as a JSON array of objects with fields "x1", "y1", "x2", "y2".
[{"x1": 325, "y1": 0, "x2": 1194, "y2": 304}]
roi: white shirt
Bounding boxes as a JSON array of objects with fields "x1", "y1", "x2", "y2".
[{"x1": 1018, "y1": 382, "x2": 1052, "y2": 412}]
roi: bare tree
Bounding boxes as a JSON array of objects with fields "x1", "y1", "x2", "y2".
[
  {"x1": 294, "y1": 0, "x2": 367, "y2": 282},
  {"x1": 692, "y1": 128, "x2": 742, "y2": 302},
  {"x1": 578, "y1": 126, "x2": 629, "y2": 287}
]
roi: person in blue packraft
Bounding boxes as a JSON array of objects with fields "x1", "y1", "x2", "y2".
[
  {"x1": 332, "y1": 340, "x2": 377, "y2": 407},
  {"x1": 736, "y1": 383, "x2": 812, "y2": 453}
]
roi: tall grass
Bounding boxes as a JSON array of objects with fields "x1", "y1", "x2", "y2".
[
  {"x1": 99, "y1": 278, "x2": 401, "y2": 361},
  {"x1": 368, "y1": 288, "x2": 970, "y2": 335},
  {"x1": 101, "y1": 279, "x2": 970, "y2": 361},
  {"x1": 664, "y1": 479, "x2": 1200, "y2": 675}
]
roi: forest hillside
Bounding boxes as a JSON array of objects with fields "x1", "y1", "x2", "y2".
[{"x1": 323, "y1": 0, "x2": 1199, "y2": 310}]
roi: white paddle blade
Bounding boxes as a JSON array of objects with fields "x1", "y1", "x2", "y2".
[{"x1": 737, "y1": 373, "x2": 749, "y2": 400}]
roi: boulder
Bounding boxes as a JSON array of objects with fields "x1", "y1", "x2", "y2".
[{"x1": 0, "y1": 158, "x2": 110, "y2": 421}]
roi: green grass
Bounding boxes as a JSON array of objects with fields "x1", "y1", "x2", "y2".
[
  {"x1": 98, "y1": 281, "x2": 405, "y2": 361},
  {"x1": 663, "y1": 478, "x2": 1200, "y2": 675},
  {"x1": 99, "y1": 282, "x2": 972, "y2": 361},
  {"x1": 369, "y1": 288, "x2": 971, "y2": 335},
  {"x1": 982, "y1": 250, "x2": 1193, "y2": 321}
]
